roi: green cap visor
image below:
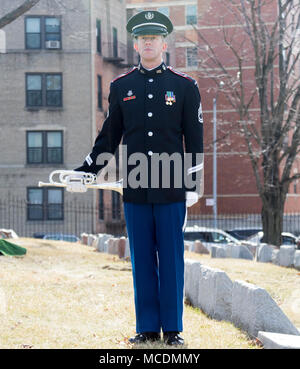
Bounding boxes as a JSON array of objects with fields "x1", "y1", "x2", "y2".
[{"x1": 132, "y1": 25, "x2": 168, "y2": 36}]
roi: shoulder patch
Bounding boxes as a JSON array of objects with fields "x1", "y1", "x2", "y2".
[
  {"x1": 111, "y1": 67, "x2": 137, "y2": 83},
  {"x1": 167, "y1": 66, "x2": 197, "y2": 85}
]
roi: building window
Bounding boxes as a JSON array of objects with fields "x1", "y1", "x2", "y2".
[
  {"x1": 186, "y1": 47, "x2": 198, "y2": 67},
  {"x1": 112, "y1": 191, "x2": 121, "y2": 220},
  {"x1": 165, "y1": 52, "x2": 170, "y2": 65},
  {"x1": 25, "y1": 17, "x2": 41, "y2": 49},
  {"x1": 96, "y1": 19, "x2": 102, "y2": 54},
  {"x1": 45, "y1": 17, "x2": 61, "y2": 42},
  {"x1": 99, "y1": 189, "x2": 104, "y2": 220},
  {"x1": 26, "y1": 74, "x2": 42, "y2": 106},
  {"x1": 27, "y1": 131, "x2": 63, "y2": 164},
  {"x1": 97, "y1": 75, "x2": 103, "y2": 110},
  {"x1": 27, "y1": 187, "x2": 63, "y2": 221},
  {"x1": 26, "y1": 73, "x2": 62, "y2": 108},
  {"x1": 112, "y1": 27, "x2": 118, "y2": 58},
  {"x1": 25, "y1": 16, "x2": 61, "y2": 49},
  {"x1": 186, "y1": 4, "x2": 197, "y2": 25},
  {"x1": 157, "y1": 7, "x2": 169, "y2": 17}
]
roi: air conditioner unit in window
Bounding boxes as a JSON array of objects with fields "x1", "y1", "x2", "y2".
[{"x1": 46, "y1": 41, "x2": 60, "y2": 49}]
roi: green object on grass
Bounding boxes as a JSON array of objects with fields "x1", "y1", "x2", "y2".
[{"x1": 0, "y1": 239, "x2": 27, "y2": 256}]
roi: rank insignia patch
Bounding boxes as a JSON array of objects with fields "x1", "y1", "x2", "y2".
[{"x1": 165, "y1": 91, "x2": 176, "y2": 105}]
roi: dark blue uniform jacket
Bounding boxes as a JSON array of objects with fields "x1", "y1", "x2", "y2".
[{"x1": 77, "y1": 61, "x2": 203, "y2": 204}]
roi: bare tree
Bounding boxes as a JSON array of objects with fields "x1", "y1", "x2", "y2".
[
  {"x1": 194, "y1": 0, "x2": 300, "y2": 245},
  {"x1": 0, "y1": 0, "x2": 41, "y2": 29}
]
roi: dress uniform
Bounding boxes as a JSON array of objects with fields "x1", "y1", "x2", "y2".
[{"x1": 75, "y1": 11, "x2": 203, "y2": 345}]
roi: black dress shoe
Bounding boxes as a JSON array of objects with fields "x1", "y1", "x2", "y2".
[
  {"x1": 128, "y1": 332, "x2": 161, "y2": 344},
  {"x1": 163, "y1": 331, "x2": 184, "y2": 345}
]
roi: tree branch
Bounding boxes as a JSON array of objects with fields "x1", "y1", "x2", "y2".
[{"x1": 0, "y1": 0, "x2": 40, "y2": 29}]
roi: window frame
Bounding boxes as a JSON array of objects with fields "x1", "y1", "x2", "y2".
[
  {"x1": 26, "y1": 130, "x2": 64, "y2": 165},
  {"x1": 97, "y1": 75, "x2": 103, "y2": 110},
  {"x1": 27, "y1": 187, "x2": 64, "y2": 221},
  {"x1": 112, "y1": 27, "x2": 118, "y2": 58},
  {"x1": 25, "y1": 15, "x2": 62, "y2": 50},
  {"x1": 186, "y1": 47, "x2": 198, "y2": 68},
  {"x1": 26, "y1": 72, "x2": 63, "y2": 109},
  {"x1": 112, "y1": 191, "x2": 121, "y2": 220},
  {"x1": 98, "y1": 189, "x2": 104, "y2": 220},
  {"x1": 185, "y1": 4, "x2": 198, "y2": 26},
  {"x1": 96, "y1": 18, "x2": 102, "y2": 54}
]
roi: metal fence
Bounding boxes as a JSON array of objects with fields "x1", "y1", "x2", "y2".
[
  {"x1": 1, "y1": 198, "x2": 300, "y2": 238},
  {"x1": 186, "y1": 212, "x2": 300, "y2": 236},
  {"x1": 0, "y1": 198, "x2": 126, "y2": 238}
]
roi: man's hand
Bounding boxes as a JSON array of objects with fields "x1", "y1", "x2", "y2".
[
  {"x1": 185, "y1": 191, "x2": 199, "y2": 207},
  {"x1": 74, "y1": 153, "x2": 100, "y2": 175}
]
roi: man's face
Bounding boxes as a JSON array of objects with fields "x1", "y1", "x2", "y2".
[{"x1": 134, "y1": 35, "x2": 167, "y2": 62}]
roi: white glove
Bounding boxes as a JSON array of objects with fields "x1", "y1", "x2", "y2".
[{"x1": 185, "y1": 191, "x2": 199, "y2": 207}]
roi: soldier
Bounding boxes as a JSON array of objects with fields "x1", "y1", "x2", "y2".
[{"x1": 75, "y1": 10, "x2": 204, "y2": 346}]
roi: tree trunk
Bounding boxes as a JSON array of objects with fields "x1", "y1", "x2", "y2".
[{"x1": 261, "y1": 193, "x2": 285, "y2": 246}]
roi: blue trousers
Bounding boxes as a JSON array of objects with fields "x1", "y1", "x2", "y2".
[{"x1": 123, "y1": 201, "x2": 187, "y2": 333}]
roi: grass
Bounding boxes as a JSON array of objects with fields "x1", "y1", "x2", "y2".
[{"x1": 1, "y1": 237, "x2": 296, "y2": 349}]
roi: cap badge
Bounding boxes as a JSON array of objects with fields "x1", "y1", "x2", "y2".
[
  {"x1": 145, "y1": 12, "x2": 154, "y2": 20},
  {"x1": 165, "y1": 91, "x2": 176, "y2": 105},
  {"x1": 127, "y1": 90, "x2": 133, "y2": 96}
]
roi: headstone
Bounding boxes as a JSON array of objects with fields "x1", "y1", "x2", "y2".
[
  {"x1": 184, "y1": 259, "x2": 201, "y2": 306},
  {"x1": 81, "y1": 233, "x2": 88, "y2": 245},
  {"x1": 279, "y1": 246, "x2": 296, "y2": 267},
  {"x1": 211, "y1": 246, "x2": 226, "y2": 258},
  {"x1": 238, "y1": 245, "x2": 253, "y2": 260},
  {"x1": 194, "y1": 240, "x2": 209, "y2": 254},
  {"x1": 197, "y1": 264, "x2": 233, "y2": 321},
  {"x1": 124, "y1": 238, "x2": 131, "y2": 260},
  {"x1": 257, "y1": 331, "x2": 300, "y2": 349},
  {"x1": 107, "y1": 238, "x2": 119, "y2": 255},
  {"x1": 0, "y1": 229, "x2": 18, "y2": 239},
  {"x1": 243, "y1": 243, "x2": 257, "y2": 258},
  {"x1": 231, "y1": 280, "x2": 300, "y2": 338},
  {"x1": 184, "y1": 242, "x2": 191, "y2": 251},
  {"x1": 257, "y1": 244, "x2": 273, "y2": 263},
  {"x1": 87, "y1": 234, "x2": 97, "y2": 246},
  {"x1": 97, "y1": 234, "x2": 112, "y2": 252},
  {"x1": 118, "y1": 237, "x2": 126, "y2": 258},
  {"x1": 294, "y1": 250, "x2": 300, "y2": 270},
  {"x1": 225, "y1": 245, "x2": 239, "y2": 258},
  {"x1": 271, "y1": 249, "x2": 280, "y2": 265}
]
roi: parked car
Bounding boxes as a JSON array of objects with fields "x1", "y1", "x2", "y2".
[
  {"x1": 184, "y1": 226, "x2": 242, "y2": 251},
  {"x1": 245, "y1": 231, "x2": 300, "y2": 249},
  {"x1": 43, "y1": 234, "x2": 80, "y2": 243},
  {"x1": 225, "y1": 228, "x2": 262, "y2": 240}
]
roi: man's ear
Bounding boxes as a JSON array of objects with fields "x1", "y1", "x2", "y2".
[
  {"x1": 133, "y1": 42, "x2": 138, "y2": 52},
  {"x1": 162, "y1": 42, "x2": 168, "y2": 52}
]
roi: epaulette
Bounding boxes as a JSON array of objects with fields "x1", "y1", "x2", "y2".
[
  {"x1": 167, "y1": 66, "x2": 198, "y2": 85},
  {"x1": 111, "y1": 67, "x2": 137, "y2": 83}
]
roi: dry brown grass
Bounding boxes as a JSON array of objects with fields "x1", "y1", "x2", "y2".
[{"x1": 0, "y1": 237, "x2": 283, "y2": 349}]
